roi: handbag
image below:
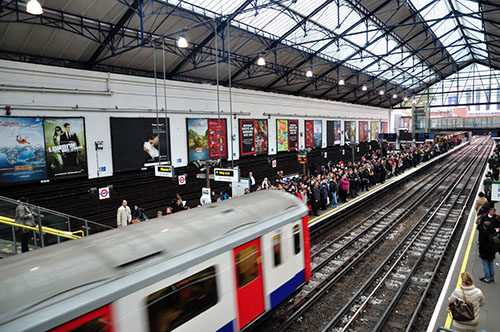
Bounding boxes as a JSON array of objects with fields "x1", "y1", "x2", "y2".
[{"x1": 448, "y1": 287, "x2": 474, "y2": 321}]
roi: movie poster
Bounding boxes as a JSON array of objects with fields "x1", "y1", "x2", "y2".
[
  {"x1": 288, "y1": 120, "x2": 298, "y2": 150},
  {"x1": 344, "y1": 121, "x2": 357, "y2": 144},
  {"x1": 333, "y1": 120, "x2": 341, "y2": 145},
  {"x1": 0, "y1": 117, "x2": 47, "y2": 184},
  {"x1": 239, "y1": 119, "x2": 268, "y2": 156},
  {"x1": 359, "y1": 121, "x2": 369, "y2": 142},
  {"x1": 305, "y1": 120, "x2": 314, "y2": 148},
  {"x1": 277, "y1": 120, "x2": 288, "y2": 152},
  {"x1": 110, "y1": 118, "x2": 170, "y2": 172},
  {"x1": 187, "y1": 118, "x2": 227, "y2": 162},
  {"x1": 327, "y1": 121, "x2": 335, "y2": 147},
  {"x1": 370, "y1": 121, "x2": 379, "y2": 141},
  {"x1": 44, "y1": 118, "x2": 87, "y2": 178},
  {"x1": 314, "y1": 120, "x2": 322, "y2": 147},
  {"x1": 381, "y1": 121, "x2": 388, "y2": 134},
  {"x1": 255, "y1": 119, "x2": 268, "y2": 154}
]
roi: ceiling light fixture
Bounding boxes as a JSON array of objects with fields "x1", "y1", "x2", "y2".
[
  {"x1": 379, "y1": 90, "x2": 385, "y2": 96},
  {"x1": 306, "y1": 69, "x2": 313, "y2": 78},
  {"x1": 257, "y1": 54, "x2": 266, "y2": 66},
  {"x1": 177, "y1": 34, "x2": 188, "y2": 48},
  {"x1": 393, "y1": 93, "x2": 397, "y2": 99},
  {"x1": 26, "y1": 0, "x2": 43, "y2": 15},
  {"x1": 338, "y1": 79, "x2": 345, "y2": 86},
  {"x1": 361, "y1": 85, "x2": 367, "y2": 91}
]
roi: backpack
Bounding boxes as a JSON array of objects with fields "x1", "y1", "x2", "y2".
[{"x1": 489, "y1": 232, "x2": 500, "y2": 254}]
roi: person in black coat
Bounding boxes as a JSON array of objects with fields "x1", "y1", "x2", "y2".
[
  {"x1": 320, "y1": 180, "x2": 329, "y2": 210},
  {"x1": 478, "y1": 221, "x2": 496, "y2": 283},
  {"x1": 312, "y1": 181, "x2": 321, "y2": 216}
]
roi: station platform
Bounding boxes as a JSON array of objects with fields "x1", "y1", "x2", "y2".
[
  {"x1": 428, "y1": 149, "x2": 496, "y2": 332},
  {"x1": 309, "y1": 141, "x2": 469, "y2": 228}
]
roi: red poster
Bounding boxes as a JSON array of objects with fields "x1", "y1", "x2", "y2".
[
  {"x1": 305, "y1": 120, "x2": 314, "y2": 148},
  {"x1": 359, "y1": 121, "x2": 369, "y2": 142},
  {"x1": 208, "y1": 119, "x2": 227, "y2": 159}
]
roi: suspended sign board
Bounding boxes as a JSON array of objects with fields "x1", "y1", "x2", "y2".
[
  {"x1": 155, "y1": 165, "x2": 174, "y2": 178},
  {"x1": 214, "y1": 168, "x2": 239, "y2": 182}
]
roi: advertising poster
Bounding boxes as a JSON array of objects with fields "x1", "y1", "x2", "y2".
[
  {"x1": 334, "y1": 120, "x2": 341, "y2": 145},
  {"x1": 207, "y1": 119, "x2": 227, "y2": 159},
  {"x1": 110, "y1": 118, "x2": 170, "y2": 172},
  {"x1": 327, "y1": 121, "x2": 335, "y2": 147},
  {"x1": 44, "y1": 118, "x2": 87, "y2": 178},
  {"x1": 344, "y1": 121, "x2": 357, "y2": 144},
  {"x1": 277, "y1": 119, "x2": 288, "y2": 152},
  {"x1": 359, "y1": 121, "x2": 369, "y2": 142},
  {"x1": 370, "y1": 121, "x2": 379, "y2": 141},
  {"x1": 381, "y1": 121, "x2": 389, "y2": 134},
  {"x1": 314, "y1": 120, "x2": 322, "y2": 147},
  {"x1": 0, "y1": 117, "x2": 47, "y2": 184},
  {"x1": 187, "y1": 118, "x2": 227, "y2": 162},
  {"x1": 288, "y1": 120, "x2": 298, "y2": 150},
  {"x1": 255, "y1": 119, "x2": 268, "y2": 154},
  {"x1": 305, "y1": 120, "x2": 314, "y2": 148},
  {"x1": 239, "y1": 119, "x2": 268, "y2": 156}
]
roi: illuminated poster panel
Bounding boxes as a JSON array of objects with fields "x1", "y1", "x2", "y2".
[
  {"x1": 305, "y1": 120, "x2": 314, "y2": 148},
  {"x1": 0, "y1": 117, "x2": 47, "y2": 184},
  {"x1": 277, "y1": 120, "x2": 288, "y2": 152},
  {"x1": 239, "y1": 119, "x2": 268, "y2": 156},
  {"x1": 44, "y1": 118, "x2": 87, "y2": 178},
  {"x1": 359, "y1": 121, "x2": 369, "y2": 142},
  {"x1": 344, "y1": 121, "x2": 357, "y2": 144},
  {"x1": 370, "y1": 121, "x2": 379, "y2": 141},
  {"x1": 314, "y1": 120, "x2": 322, "y2": 147},
  {"x1": 110, "y1": 118, "x2": 170, "y2": 172},
  {"x1": 187, "y1": 118, "x2": 227, "y2": 162}
]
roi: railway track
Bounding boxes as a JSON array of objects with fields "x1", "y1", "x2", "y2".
[{"x1": 256, "y1": 137, "x2": 491, "y2": 332}]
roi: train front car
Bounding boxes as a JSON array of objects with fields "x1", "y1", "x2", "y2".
[{"x1": 0, "y1": 190, "x2": 309, "y2": 332}]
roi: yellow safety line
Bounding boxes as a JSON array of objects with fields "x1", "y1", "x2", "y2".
[{"x1": 444, "y1": 215, "x2": 477, "y2": 328}]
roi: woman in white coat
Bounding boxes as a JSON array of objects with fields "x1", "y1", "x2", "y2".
[{"x1": 447, "y1": 272, "x2": 485, "y2": 332}]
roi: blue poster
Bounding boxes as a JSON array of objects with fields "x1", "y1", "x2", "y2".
[
  {"x1": 0, "y1": 117, "x2": 47, "y2": 184},
  {"x1": 187, "y1": 118, "x2": 209, "y2": 162},
  {"x1": 314, "y1": 120, "x2": 322, "y2": 147}
]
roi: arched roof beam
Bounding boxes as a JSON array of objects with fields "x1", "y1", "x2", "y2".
[{"x1": 227, "y1": 0, "x2": 336, "y2": 83}]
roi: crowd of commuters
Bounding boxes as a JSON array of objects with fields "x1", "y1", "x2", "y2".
[{"x1": 243, "y1": 138, "x2": 460, "y2": 216}]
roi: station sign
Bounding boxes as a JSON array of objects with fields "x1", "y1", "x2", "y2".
[
  {"x1": 297, "y1": 153, "x2": 307, "y2": 164},
  {"x1": 214, "y1": 168, "x2": 239, "y2": 182},
  {"x1": 155, "y1": 165, "x2": 174, "y2": 178},
  {"x1": 99, "y1": 187, "x2": 110, "y2": 200}
]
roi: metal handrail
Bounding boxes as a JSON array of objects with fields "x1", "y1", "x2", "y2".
[
  {"x1": 0, "y1": 195, "x2": 113, "y2": 231},
  {"x1": 0, "y1": 216, "x2": 82, "y2": 240}
]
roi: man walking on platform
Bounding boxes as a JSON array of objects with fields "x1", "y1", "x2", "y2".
[{"x1": 117, "y1": 200, "x2": 131, "y2": 228}]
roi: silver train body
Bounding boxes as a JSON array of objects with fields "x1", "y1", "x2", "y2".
[{"x1": 0, "y1": 190, "x2": 311, "y2": 332}]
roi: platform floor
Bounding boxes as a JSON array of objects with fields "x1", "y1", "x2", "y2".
[{"x1": 428, "y1": 157, "x2": 497, "y2": 332}]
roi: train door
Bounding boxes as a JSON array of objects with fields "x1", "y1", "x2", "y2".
[{"x1": 233, "y1": 238, "x2": 265, "y2": 329}]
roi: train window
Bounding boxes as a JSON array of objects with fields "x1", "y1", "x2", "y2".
[
  {"x1": 273, "y1": 234, "x2": 282, "y2": 267},
  {"x1": 146, "y1": 266, "x2": 218, "y2": 332},
  {"x1": 50, "y1": 305, "x2": 113, "y2": 332},
  {"x1": 293, "y1": 224, "x2": 301, "y2": 255},
  {"x1": 236, "y1": 245, "x2": 259, "y2": 288}
]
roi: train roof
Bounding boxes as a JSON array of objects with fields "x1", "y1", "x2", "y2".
[{"x1": 0, "y1": 190, "x2": 308, "y2": 329}]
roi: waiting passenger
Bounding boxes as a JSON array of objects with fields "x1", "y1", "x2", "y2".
[
  {"x1": 447, "y1": 272, "x2": 484, "y2": 332},
  {"x1": 132, "y1": 205, "x2": 147, "y2": 223},
  {"x1": 157, "y1": 210, "x2": 164, "y2": 218},
  {"x1": 15, "y1": 197, "x2": 36, "y2": 253},
  {"x1": 117, "y1": 200, "x2": 131, "y2": 228},
  {"x1": 474, "y1": 192, "x2": 488, "y2": 213}
]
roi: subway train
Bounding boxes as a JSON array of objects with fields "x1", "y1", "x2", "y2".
[{"x1": 0, "y1": 190, "x2": 311, "y2": 332}]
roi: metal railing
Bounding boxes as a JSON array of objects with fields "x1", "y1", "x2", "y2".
[
  {"x1": 0, "y1": 196, "x2": 113, "y2": 256},
  {"x1": 430, "y1": 116, "x2": 500, "y2": 130}
]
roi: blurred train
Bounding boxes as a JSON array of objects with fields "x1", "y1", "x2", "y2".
[{"x1": 0, "y1": 190, "x2": 311, "y2": 332}]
